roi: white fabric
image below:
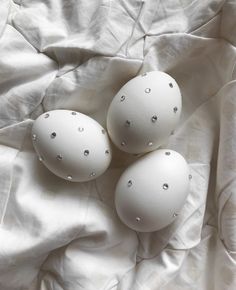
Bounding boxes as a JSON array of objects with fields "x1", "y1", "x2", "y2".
[{"x1": 0, "y1": 0, "x2": 236, "y2": 289}]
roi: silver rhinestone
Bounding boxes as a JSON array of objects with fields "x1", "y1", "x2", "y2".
[
  {"x1": 120, "y1": 95, "x2": 125, "y2": 102},
  {"x1": 78, "y1": 127, "x2": 84, "y2": 132},
  {"x1": 142, "y1": 72, "x2": 147, "y2": 77},
  {"x1": 32, "y1": 134, "x2": 37, "y2": 141},
  {"x1": 125, "y1": 120, "x2": 131, "y2": 127},
  {"x1": 38, "y1": 156, "x2": 44, "y2": 162},
  {"x1": 56, "y1": 154, "x2": 62, "y2": 161},
  {"x1": 173, "y1": 213, "x2": 178, "y2": 218},
  {"x1": 136, "y1": 217, "x2": 141, "y2": 222},
  {"x1": 163, "y1": 183, "x2": 169, "y2": 190},
  {"x1": 84, "y1": 150, "x2": 89, "y2": 156},
  {"x1": 165, "y1": 151, "x2": 171, "y2": 155},
  {"x1": 44, "y1": 113, "x2": 50, "y2": 118},
  {"x1": 101, "y1": 129, "x2": 106, "y2": 134},
  {"x1": 127, "y1": 180, "x2": 133, "y2": 187},
  {"x1": 67, "y1": 175, "x2": 72, "y2": 180},
  {"x1": 145, "y1": 88, "x2": 151, "y2": 93},
  {"x1": 51, "y1": 132, "x2": 56, "y2": 138},
  {"x1": 151, "y1": 115, "x2": 157, "y2": 123},
  {"x1": 189, "y1": 174, "x2": 192, "y2": 180},
  {"x1": 147, "y1": 141, "x2": 153, "y2": 146},
  {"x1": 169, "y1": 83, "x2": 173, "y2": 88},
  {"x1": 173, "y1": 107, "x2": 178, "y2": 113},
  {"x1": 71, "y1": 111, "x2": 77, "y2": 115},
  {"x1": 105, "y1": 149, "x2": 109, "y2": 154},
  {"x1": 90, "y1": 172, "x2": 96, "y2": 177},
  {"x1": 121, "y1": 141, "x2": 126, "y2": 146}
]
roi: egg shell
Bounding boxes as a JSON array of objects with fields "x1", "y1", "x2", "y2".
[
  {"x1": 32, "y1": 110, "x2": 112, "y2": 182},
  {"x1": 107, "y1": 71, "x2": 182, "y2": 154},
  {"x1": 115, "y1": 149, "x2": 190, "y2": 232}
]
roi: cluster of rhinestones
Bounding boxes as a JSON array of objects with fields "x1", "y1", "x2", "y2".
[
  {"x1": 118, "y1": 81, "x2": 178, "y2": 149},
  {"x1": 125, "y1": 160, "x2": 190, "y2": 223},
  {"x1": 32, "y1": 111, "x2": 111, "y2": 181}
]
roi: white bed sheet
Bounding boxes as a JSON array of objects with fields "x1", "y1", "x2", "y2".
[{"x1": 0, "y1": 0, "x2": 236, "y2": 289}]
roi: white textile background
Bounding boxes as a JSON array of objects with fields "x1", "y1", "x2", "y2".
[{"x1": 0, "y1": 0, "x2": 236, "y2": 289}]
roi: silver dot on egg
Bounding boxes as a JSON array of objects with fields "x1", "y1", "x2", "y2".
[
  {"x1": 163, "y1": 183, "x2": 169, "y2": 190},
  {"x1": 136, "y1": 217, "x2": 141, "y2": 222},
  {"x1": 127, "y1": 180, "x2": 133, "y2": 187},
  {"x1": 44, "y1": 113, "x2": 50, "y2": 118},
  {"x1": 142, "y1": 72, "x2": 147, "y2": 77},
  {"x1": 38, "y1": 156, "x2": 44, "y2": 162},
  {"x1": 90, "y1": 172, "x2": 96, "y2": 177},
  {"x1": 56, "y1": 154, "x2": 63, "y2": 161},
  {"x1": 50, "y1": 132, "x2": 57, "y2": 138},
  {"x1": 173, "y1": 107, "x2": 178, "y2": 113},
  {"x1": 105, "y1": 149, "x2": 110, "y2": 155},
  {"x1": 165, "y1": 151, "x2": 171, "y2": 155},
  {"x1": 145, "y1": 88, "x2": 151, "y2": 93},
  {"x1": 125, "y1": 120, "x2": 131, "y2": 127},
  {"x1": 189, "y1": 174, "x2": 192, "y2": 180},
  {"x1": 120, "y1": 95, "x2": 126, "y2": 102},
  {"x1": 169, "y1": 83, "x2": 173, "y2": 88},
  {"x1": 171, "y1": 130, "x2": 175, "y2": 135},
  {"x1": 67, "y1": 175, "x2": 72, "y2": 180},
  {"x1": 101, "y1": 129, "x2": 106, "y2": 134},
  {"x1": 71, "y1": 111, "x2": 77, "y2": 115},
  {"x1": 84, "y1": 150, "x2": 89, "y2": 156},
  {"x1": 151, "y1": 115, "x2": 158, "y2": 123},
  {"x1": 121, "y1": 141, "x2": 126, "y2": 146},
  {"x1": 147, "y1": 141, "x2": 153, "y2": 147},
  {"x1": 32, "y1": 134, "x2": 37, "y2": 141},
  {"x1": 173, "y1": 213, "x2": 178, "y2": 218},
  {"x1": 78, "y1": 127, "x2": 84, "y2": 132}
]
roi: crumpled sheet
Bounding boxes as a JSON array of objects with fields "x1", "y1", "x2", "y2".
[{"x1": 0, "y1": 0, "x2": 236, "y2": 289}]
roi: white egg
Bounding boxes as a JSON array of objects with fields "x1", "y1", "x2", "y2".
[
  {"x1": 107, "y1": 71, "x2": 182, "y2": 154},
  {"x1": 32, "y1": 110, "x2": 112, "y2": 182},
  {"x1": 115, "y1": 149, "x2": 190, "y2": 232}
]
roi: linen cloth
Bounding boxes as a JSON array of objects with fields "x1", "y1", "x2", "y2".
[{"x1": 0, "y1": 0, "x2": 236, "y2": 289}]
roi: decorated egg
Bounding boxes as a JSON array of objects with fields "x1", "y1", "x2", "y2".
[
  {"x1": 115, "y1": 149, "x2": 190, "y2": 232},
  {"x1": 31, "y1": 110, "x2": 112, "y2": 182},
  {"x1": 107, "y1": 71, "x2": 182, "y2": 154}
]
